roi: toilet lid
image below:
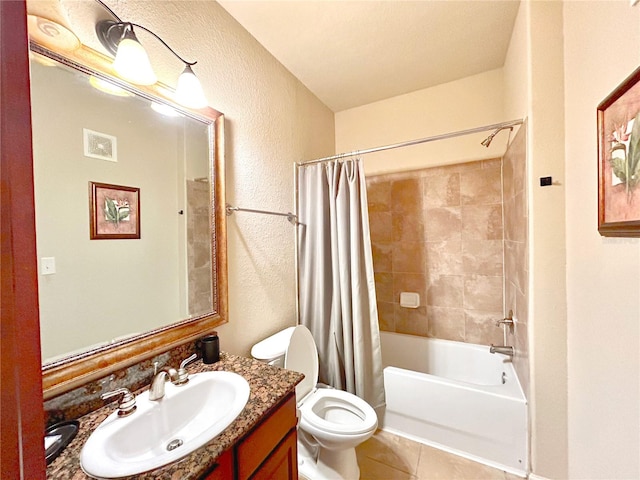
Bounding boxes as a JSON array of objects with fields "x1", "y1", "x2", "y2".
[{"x1": 284, "y1": 325, "x2": 318, "y2": 401}]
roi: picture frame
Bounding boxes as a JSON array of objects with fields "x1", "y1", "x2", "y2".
[
  {"x1": 89, "y1": 182, "x2": 140, "y2": 239},
  {"x1": 597, "y1": 65, "x2": 640, "y2": 237}
]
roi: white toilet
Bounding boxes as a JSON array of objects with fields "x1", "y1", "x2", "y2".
[{"x1": 251, "y1": 325, "x2": 378, "y2": 480}]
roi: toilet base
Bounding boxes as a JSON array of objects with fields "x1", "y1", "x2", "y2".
[{"x1": 298, "y1": 440, "x2": 360, "y2": 480}]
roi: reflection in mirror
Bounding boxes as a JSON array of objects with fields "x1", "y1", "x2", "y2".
[
  {"x1": 30, "y1": 44, "x2": 227, "y2": 399},
  {"x1": 31, "y1": 55, "x2": 213, "y2": 363}
]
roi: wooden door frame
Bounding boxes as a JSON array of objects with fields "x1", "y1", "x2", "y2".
[{"x1": 0, "y1": 0, "x2": 46, "y2": 478}]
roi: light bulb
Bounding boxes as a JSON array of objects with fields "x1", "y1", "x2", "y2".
[
  {"x1": 175, "y1": 65, "x2": 208, "y2": 109},
  {"x1": 113, "y1": 28, "x2": 157, "y2": 86},
  {"x1": 89, "y1": 76, "x2": 132, "y2": 97},
  {"x1": 151, "y1": 102, "x2": 181, "y2": 117}
]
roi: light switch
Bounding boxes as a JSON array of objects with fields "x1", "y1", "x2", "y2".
[{"x1": 41, "y1": 257, "x2": 56, "y2": 275}]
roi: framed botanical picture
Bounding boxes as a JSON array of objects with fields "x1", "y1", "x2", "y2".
[
  {"x1": 598, "y1": 66, "x2": 640, "y2": 237},
  {"x1": 89, "y1": 182, "x2": 140, "y2": 239}
]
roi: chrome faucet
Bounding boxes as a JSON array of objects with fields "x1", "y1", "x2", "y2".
[
  {"x1": 490, "y1": 345, "x2": 514, "y2": 357},
  {"x1": 175, "y1": 353, "x2": 198, "y2": 385},
  {"x1": 148, "y1": 354, "x2": 198, "y2": 400},
  {"x1": 496, "y1": 310, "x2": 514, "y2": 333},
  {"x1": 148, "y1": 367, "x2": 179, "y2": 401},
  {"x1": 101, "y1": 387, "x2": 137, "y2": 416}
]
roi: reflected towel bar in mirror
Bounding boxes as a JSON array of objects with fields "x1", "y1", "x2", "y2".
[{"x1": 225, "y1": 204, "x2": 298, "y2": 225}]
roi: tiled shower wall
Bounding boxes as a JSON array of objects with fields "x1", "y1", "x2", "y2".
[
  {"x1": 503, "y1": 126, "x2": 529, "y2": 397},
  {"x1": 187, "y1": 179, "x2": 213, "y2": 316},
  {"x1": 367, "y1": 159, "x2": 505, "y2": 346}
]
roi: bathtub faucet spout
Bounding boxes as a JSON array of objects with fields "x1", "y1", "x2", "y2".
[{"x1": 489, "y1": 345, "x2": 514, "y2": 357}]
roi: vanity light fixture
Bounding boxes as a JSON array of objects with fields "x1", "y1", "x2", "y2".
[{"x1": 95, "y1": 0, "x2": 208, "y2": 108}]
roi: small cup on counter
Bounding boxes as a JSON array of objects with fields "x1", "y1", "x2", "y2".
[{"x1": 199, "y1": 333, "x2": 220, "y2": 364}]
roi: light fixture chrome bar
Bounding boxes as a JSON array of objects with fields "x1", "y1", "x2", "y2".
[
  {"x1": 298, "y1": 119, "x2": 524, "y2": 166},
  {"x1": 96, "y1": 20, "x2": 197, "y2": 66},
  {"x1": 225, "y1": 204, "x2": 298, "y2": 225}
]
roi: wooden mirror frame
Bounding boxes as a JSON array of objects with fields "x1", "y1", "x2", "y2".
[{"x1": 32, "y1": 42, "x2": 228, "y2": 400}]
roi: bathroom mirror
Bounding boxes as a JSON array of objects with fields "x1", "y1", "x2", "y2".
[{"x1": 31, "y1": 42, "x2": 227, "y2": 399}]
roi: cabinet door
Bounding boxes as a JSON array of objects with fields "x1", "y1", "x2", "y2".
[
  {"x1": 250, "y1": 428, "x2": 297, "y2": 480},
  {"x1": 202, "y1": 449, "x2": 233, "y2": 480},
  {"x1": 236, "y1": 394, "x2": 297, "y2": 480}
]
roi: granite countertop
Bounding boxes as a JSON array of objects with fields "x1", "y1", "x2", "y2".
[{"x1": 46, "y1": 353, "x2": 303, "y2": 480}]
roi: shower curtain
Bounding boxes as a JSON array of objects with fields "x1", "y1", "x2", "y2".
[{"x1": 297, "y1": 158, "x2": 385, "y2": 409}]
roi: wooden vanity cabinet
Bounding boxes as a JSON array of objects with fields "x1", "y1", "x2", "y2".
[{"x1": 204, "y1": 392, "x2": 298, "y2": 480}]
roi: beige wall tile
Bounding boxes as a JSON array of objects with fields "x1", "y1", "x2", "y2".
[
  {"x1": 464, "y1": 310, "x2": 504, "y2": 345},
  {"x1": 504, "y1": 196, "x2": 516, "y2": 241},
  {"x1": 508, "y1": 133, "x2": 526, "y2": 196},
  {"x1": 460, "y1": 165, "x2": 502, "y2": 206},
  {"x1": 463, "y1": 275, "x2": 503, "y2": 311},
  {"x1": 427, "y1": 274, "x2": 463, "y2": 307},
  {"x1": 503, "y1": 153, "x2": 515, "y2": 201},
  {"x1": 461, "y1": 204, "x2": 503, "y2": 240},
  {"x1": 426, "y1": 240, "x2": 463, "y2": 275},
  {"x1": 377, "y1": 301, "x2": 395, "y2": 332},
  {"x1": 369, "y1": 211, "x2": 393, "y2": 243},
  {"x1": 393, "y1": 212, "x2": 424, "y2": 243},
  {"x1": 512, "y1": 191, "x2": 527, "y2": 242},
  {"x1": 394, "y1": 304, "x2": 428, "y2": 336},
  {"x1": 392, "y1": 272, "x2": 427, "y2": 306},
  {"x1": 392, "y1": 241, "x2": 425, "y2": 274},
  {"x1": 423, "y1": 172, "x2": 460, "y2": 208},
  {"x1": 504, "y1": 240, "x2": 518, "y2": 294},
  {"x1": 427, "y1": 306, "x2": 465, "y2": 341},
  {"x1": 481, "y1": 157, "x2": 502, "y2": 169},
  {"x1": 365, "y1": 153, "x2": 529, "y2": 353},
  {"x1": 367, "y1": 179, "x2": 391, "y2": 213},
  {"x1": 375, "y1": 272, "x2": 393, "y2": 303},
  {"x1": 425, "y1": 207, "x2": 462, "y2": 242},
  {"x1": 462, "y1": 239, "x2": 504, "y2": 276},
  {"x1": 372, "y1": 242, "x2": 392, "y2": 273},
  {"x1": 391, "y1": 178, "x2": 422, "y2": 213}
]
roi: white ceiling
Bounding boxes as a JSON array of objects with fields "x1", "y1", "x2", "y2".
[{"x1": 218, "y1": 0, "x2": 520, "y2": 112}]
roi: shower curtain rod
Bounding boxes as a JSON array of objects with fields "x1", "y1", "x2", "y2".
[{"x1": 298, "y1": 118, "x2": 524, "y2": 166}]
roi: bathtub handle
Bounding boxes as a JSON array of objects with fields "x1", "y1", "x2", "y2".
[{"x1": 496, "y1": 310, "x2": 514, "y2": 328}]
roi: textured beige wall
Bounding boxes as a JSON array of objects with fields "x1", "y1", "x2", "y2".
[
  {"x1": 563, "y1": 1, "x2": 640, "y2": 478},
  {"x1": 503, "y1": 2, "x2": 570, "y2": 477},
  {"x1": 108, "y1": 2, "x2": 335, "y2": 356},
  {"x1": 528, "y1": 2, "x2": 569, "y2": 477},
  {"x1": 335, "y1": 68, "x2": 507, "y2": 175}
]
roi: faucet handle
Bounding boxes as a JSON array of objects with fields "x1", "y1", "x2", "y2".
[
  {"x1": 101, "y1": 387, "x2": 137, "y2": 417},
  {"x1": 176, "y1": 353, "x2": 198, "y2": 385},
  {"x1": 496, "y1": 310, "x2": 515, "y2": 327}
]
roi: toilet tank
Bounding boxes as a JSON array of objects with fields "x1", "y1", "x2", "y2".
[{"x1": 250, "y1": 327, "x2": 295, "y2": 367}]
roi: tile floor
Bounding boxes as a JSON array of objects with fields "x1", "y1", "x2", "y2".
[{"x1": 355, "y1": 430, "x2": 525, "y2": 480}]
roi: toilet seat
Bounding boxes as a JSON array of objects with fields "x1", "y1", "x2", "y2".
[
  {"x1": 284, "y1": 326, "x2": 377, "y2": 436},
  {"x1": 299, "y1": 388, "x2": 378, "y2": 436}
]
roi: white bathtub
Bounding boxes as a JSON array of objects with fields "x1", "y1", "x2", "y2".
[{"x1": 379, "y1": 332, "x2": 528, "y2": 476}]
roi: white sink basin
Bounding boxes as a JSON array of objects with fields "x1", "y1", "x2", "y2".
[{"x1": 80, "y1": 371, "x2": 250, "y2": 478}]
